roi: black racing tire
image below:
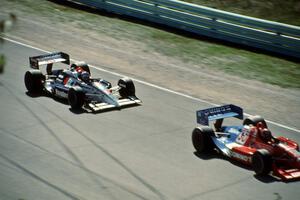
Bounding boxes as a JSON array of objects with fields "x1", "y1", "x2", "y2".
[
  {"x1": 252, "y1": 149, "x2": 272, "y2": 175},
  {"x1": 192, "y1": 126, "x2": 215, "y2": 153},
  {"x1": 68, "y1": 86, "x2": 85, "y2": 109},
  {"x1": 118, "y1": 77, "x2": 136, "y2": 98},
  {"x1": 71, "y1": 62, "x2": 91, "y2": 74},
  {"x1": 243, "y1": 115, "x2": 267, "y2": 128},
  {"x1": 24, "y1": 70, "x2": 45, "y2": 93}
]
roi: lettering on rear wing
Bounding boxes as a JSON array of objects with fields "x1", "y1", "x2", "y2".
[
  {"x1": 196, "y1": 104, "x2": 243, "y2": 125},
  {"x1": 29, "y1": 52, "x2": 70, "y2": 69}
]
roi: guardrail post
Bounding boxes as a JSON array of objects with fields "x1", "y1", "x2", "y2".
[
  {"x1": 274, "y1": 32, "x2": 283, "y2": 46},
  {"x1": 211, "y1": 17, "x2": 217, "y2": 32},
  {"x1": 153, "y1": 0, "x2": 159, "y2": 17}
]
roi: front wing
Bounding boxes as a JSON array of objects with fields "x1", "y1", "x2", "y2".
[
  {"x1": 273, "y1": 165, "x2": 300, "y2": 181},
  {"x1": 86, "y1": 97, "x2": 141, "y2": 112}
]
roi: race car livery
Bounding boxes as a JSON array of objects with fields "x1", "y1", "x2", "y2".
[
  {"x1": 24, "y1": 52, "x2": 141, "y2": 111},
  {"x1": 192, "y1": 104, "x2": 300, "y2": 181}
]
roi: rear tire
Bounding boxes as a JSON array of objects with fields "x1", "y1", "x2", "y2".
[
  {"x1": 68, "y1": 87, "x2": 85, "y2": 109},
  {"x1": 192, "y1": 126, "x2": 215, "y2": 153},
  {"x1": 252, "y1": 149, "x2": 272, "y2": 175},
  {"x1": 243, "y1": 115, "x2": 267, "y2": 128},
  {"x1": 118, "y1": 77, "x2": 136, "y2": 98},
  {"x1": 24, "y1": 70, "x2": 45, "y2": 93}
]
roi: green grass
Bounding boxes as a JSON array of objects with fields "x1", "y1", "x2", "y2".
[
  {"x1": 147, "y1": 30, "x2": 300, "y2": 88},
  {"x1": 2, "y1": 0, "x2": 300, "y2": 88},
  {"x1": 182, "y1": 0, "x2": 300, "y2": 26}
]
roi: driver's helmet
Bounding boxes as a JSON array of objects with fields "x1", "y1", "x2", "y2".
[
  {"x1": 80, "y1": 71, "x2": 90, "y2": 82},
  {"x1": 260, "y1": 128, "x2": 272, "y2": 142}
]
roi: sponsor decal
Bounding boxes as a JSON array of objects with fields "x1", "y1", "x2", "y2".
[
  {"x1": 55, "y1": 89, "x2": 67, "y2": 98},
  {"x1": 228, "y1": 127, "x2": 240, "y2": 134},
  {"x1": 63, "y1": 77, "x2": 70, "y2": 85},
  {"x1": 199, "y1": 105, "x2": 232, "y2": 117},
  {"x1": 236, "y1": 127, "x2": 250, "y2": 145},
  {"x1": 231, "y1": 151, "x2": 251, "y2": 162}
]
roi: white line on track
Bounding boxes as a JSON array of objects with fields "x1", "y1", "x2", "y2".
[{"x1": 3, "y1": 36, "x2": 300, "y2": 133}]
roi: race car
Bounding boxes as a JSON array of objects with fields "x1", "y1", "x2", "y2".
[
  {"x1": 192, "y1": 104, "x2": 300, "y2": 181},
  {"x1": 24, "y1": 52, "x2": 141, "y2": 111}
]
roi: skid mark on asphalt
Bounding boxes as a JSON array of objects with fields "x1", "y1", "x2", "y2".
[
  {"x1": 0, "y1": 156, "x2": 23, "y2": 174},
  {"x1": 0, "y1": 128, "x2": 150, "y2": 200},
  {"x1": 182, "y1": 175, "x2": 251, "y2": 200},
  {"x1": 1, "y1": 81, "x2": 156, "y2": 200},
  {"x1": 41, "y1": 105, "x2": 167, "y2": 200},
  {"x1": 0, "y1": 153, "x2": 82, "y2": 200},
  {"x1": 1, "y1": 84, "x2": 119, "y2": 200},
  {"x1": 2, "y1": 80, "x2": 167, "y2": 200}
]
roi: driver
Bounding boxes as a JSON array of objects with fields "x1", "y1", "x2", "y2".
[
  {"x1": 69, "y1": 64, "x2": 90, "y2": 83},
  {"x1": 256, "y1": 122, "x2": 275, "y2": 143},
  {"x1": 260, "y1": 128, "x2": 273, "y2": 142},
  {"x1": 80, "y1": 71, "x2": 90, "y2": 83}
]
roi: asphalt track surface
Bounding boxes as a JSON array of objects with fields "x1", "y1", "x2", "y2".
[{"x1": 0, "y1": 40, "x2": 299, "y2": 200}]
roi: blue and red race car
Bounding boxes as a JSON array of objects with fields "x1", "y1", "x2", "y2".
[{"x1": 192, "y1": 104, "x2": 300, "y2": 181}]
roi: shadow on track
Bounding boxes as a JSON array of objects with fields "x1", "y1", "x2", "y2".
[
  {"x1": 26, "y1": 91, "x2": 68, "y2": 105},
  {"x1": 193, "y1": 150, "x2": 279, "y2": 183},
  {"x1": 26, "y1": 91, "x2": 140, "y2": 115}
]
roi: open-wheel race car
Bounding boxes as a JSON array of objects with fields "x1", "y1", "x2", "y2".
[
  {"x1": 192, "y1": 104, "x2": 300, "y2": 181},
  {"x1": 24, "y1": 52, "x2": 141, "y2": 111}
]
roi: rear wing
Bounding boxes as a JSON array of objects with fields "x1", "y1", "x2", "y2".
[
  {"x1": 29, "y1": 52, "x2": 70, "y2": 69},
  {"x1": 196, "y1": 104, "x2": 243, "y2": 126}
]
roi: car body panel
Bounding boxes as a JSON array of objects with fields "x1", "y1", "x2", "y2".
[
  {"x1": 194, "y1": 104, "x2": 300, "y2": 181},
  {"x1": 27, "y1": 52, "x2": 141, "y2": 111}
]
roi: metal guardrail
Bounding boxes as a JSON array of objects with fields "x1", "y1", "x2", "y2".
[{"x1": 70, "y1": 0, "x2": 300, "y2": 59}]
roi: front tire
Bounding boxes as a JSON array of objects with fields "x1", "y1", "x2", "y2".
[
  {"x1": 252, "y1": 149, "x2": 272, "y2": 175},
  {"x1": 192, "y1": 126, "x2": 215, "y2": 153},
  {"x1": 118, "y1": 77, "x2": 136, "y2": 98},
  {"x1": 24, "y1": 70, "x2": 45, "y2": 93},
  {"x1": 68, "y1": 87, "x2": 85, "y2": 109}
]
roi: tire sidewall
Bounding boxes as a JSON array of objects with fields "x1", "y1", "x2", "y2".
[
  {"x1": 118, "y1": 78, "x2": 135, "y2": 97},
  {"x1": 252, "y1": 150, "x2": 272, "y2": 175},
  {"x1": 192, "y1": 127, "x2": 215, "y2": 153},
  {"x1": 24, "y1": 70, "x2": 44, "y2": 93},
  {"x1": 68, "y1": 87, "x2": 85, "y2": 109}
]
